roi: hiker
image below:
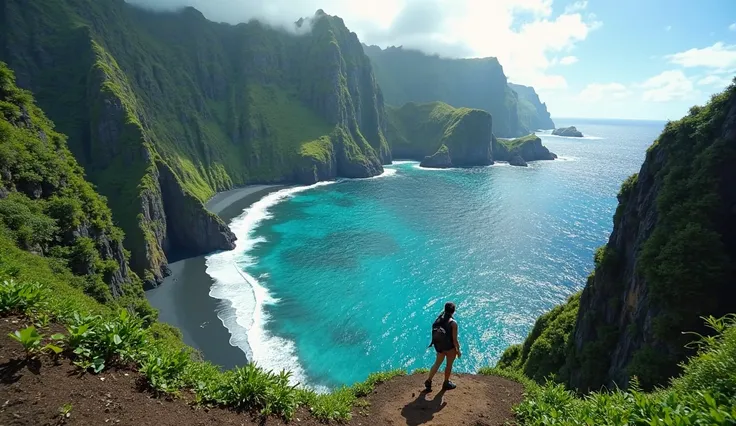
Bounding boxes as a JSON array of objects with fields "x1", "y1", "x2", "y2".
[{"x1": 425, "y1": 302, "x2": 461, "y2": 391}]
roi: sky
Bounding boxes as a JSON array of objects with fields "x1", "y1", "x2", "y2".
[{"x1": 127, "y1": 0, "x2": 736, "y2": 120}]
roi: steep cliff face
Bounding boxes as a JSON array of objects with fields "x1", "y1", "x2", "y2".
[
  {"x1": 364, "y1": 44, "x2": 555, "y2": 138},
  {"x1": 1, "y1": 0, "x2": 388, "y2": 283},
  {"x1": 567, "y1": 85, "x2": 736, "y2": 391},
  {"x1": 0, "y1": 61, "x2": 143, "y2": 304},
  {"x1": 498, "y1": 82, "x2": 736, "y2": 393},
  {"x1": 509, "y1": 83, "x2": 555, "y2": 130},
  {"x1": 386, "y1": 102, "x2": 492, "y2": 167}
]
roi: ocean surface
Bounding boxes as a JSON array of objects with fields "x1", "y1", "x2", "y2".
[{"x1": 206, "y1": 118, "x2": 666, "y2": 390}]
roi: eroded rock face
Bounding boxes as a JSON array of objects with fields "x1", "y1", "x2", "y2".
[
  {"x1": 508, "y1": 154, "x2": 527, "y2": 167},
  {"x1": 492, "y1": 134, "x2": 556, "y2": 167},
  {"x1": 420, "y1": 145, "x2": 452, "y2": 168},
  {"x1": 552, "y1": 126, "x2": 583, "y2": 137},
  {"x1": 157, "y1": 162, "x2": 236, "y2": 260}
]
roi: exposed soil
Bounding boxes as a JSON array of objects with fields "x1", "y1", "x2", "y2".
[
  {"x1": 0, "y1": 317, "x2": 522, "y2": 425},
  {"x1": 352, "y1": 374, "x2": 523, "y2": 426}
]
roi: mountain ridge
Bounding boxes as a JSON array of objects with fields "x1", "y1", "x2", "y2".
[{"x1": 363, "y1": 44, "x2": 555, "y2": 136}]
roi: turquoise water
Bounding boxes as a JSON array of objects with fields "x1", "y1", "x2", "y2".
[{"x1": 206, "y1": 119, "x2": 665, "y2": 390}]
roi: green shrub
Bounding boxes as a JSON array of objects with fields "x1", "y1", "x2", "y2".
[
  {"x1": 140, "y1": 347, "x2": 190, "y2": 393},
  {"x1": 506, "y1": 315, "x2": 736, "y2": 425},
  {"x1": 8, "y1": 326, "x2": 63, "y2": 356},
  {"x1": 0, "y1": 280, "x2": 47, "y2": 314}
]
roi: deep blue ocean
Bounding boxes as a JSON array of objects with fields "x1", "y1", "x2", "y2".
[{"x1": 205, "y1": 118, "x2": 666, "y2": 390}]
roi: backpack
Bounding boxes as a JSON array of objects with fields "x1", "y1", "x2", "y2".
[{"x1": 429, "y1": 314, "x2": 453, "y2": 351}]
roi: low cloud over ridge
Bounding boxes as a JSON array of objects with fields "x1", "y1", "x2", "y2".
[{"x1": 124, "y1": 0, "x2": 599, "y2": 90}]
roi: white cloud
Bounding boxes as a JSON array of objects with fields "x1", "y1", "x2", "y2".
[
  {"x1": 665, "y1": 25, "x2": 671, "y2": 32},
  {"x1": 666, "y1": 42, "x2": 736, "y2": 70},
  {"x1": 578, "y1": 83, "x2": 630, "y2": 101},
  {"x1": 564, "y1": 1, "x2": 587, "y2": 13},
  {"x1": 729, "y1": 23, "x2": 736, "y2": 31},
  {"x1": 559, "y1": 55, "x2": 578, "y2": 65},
  {"x1": 696, "y1": 75, "x2": 733, "y2": 87},
  {"x1": 125, "y1": 0, "x2": 600, "y2": 90},
  {"x1": 639, "y1": 70, "x2": 696, "y2": 102}
]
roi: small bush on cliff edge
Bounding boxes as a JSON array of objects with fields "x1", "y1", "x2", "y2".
[{"x1": 484, "y1": 314, "x2": 736, "y2": 425}]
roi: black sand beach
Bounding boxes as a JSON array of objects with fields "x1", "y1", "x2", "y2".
[{"x1": 146, "y1": 185, "x2": 283, "y2": 369}]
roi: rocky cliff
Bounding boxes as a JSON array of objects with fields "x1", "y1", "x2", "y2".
[
  {"x1": 364, "y1": 45, "x2": 552, "y2": 137},
  {"x1": 553, "y1": 126, "x2": 584, "y2": 137},
  {"x1": 509, "y1": 83, "x2": 555, "y2": 130},
  {"x1": 566, "y1": 85, "x2": 736, "y2": 391},
  {"x1": 386, "y1": 102, "x2": 493, "y2": 168},
  {"x1": 493, "y1": 134, "x2": 557, "y2": 166},
  {"x1": 498, "y1": 82, "x2": 736, "y2": 392},
  {"x1": 0, "y1": 61, "x2": 144, "y2": 305},
  {"x1": 1, "y1": 0, "x2": 389, "y2": 285}
]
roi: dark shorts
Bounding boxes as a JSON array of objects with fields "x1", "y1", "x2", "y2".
[{"x1": 434, "y1": 343, "x2": 455, "y2": 354}]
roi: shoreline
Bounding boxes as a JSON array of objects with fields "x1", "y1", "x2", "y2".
[{"x1": 145, "y1": 184, "x2": 284, "y2": 369}]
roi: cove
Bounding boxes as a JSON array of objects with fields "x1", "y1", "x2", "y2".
[{"x1": 207, "y1": 119, "x2": 665, "y2": 390}]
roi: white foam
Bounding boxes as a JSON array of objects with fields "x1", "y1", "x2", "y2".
[
  {"x1": 388, "y1": 160, "x2": 419, "y2": 165},
  {"x1": 206, "y1": 182, "x2": 333, "y2": 389},
  {"x1": 206, "y1": 170, "x2": 398, "y2": 391}
]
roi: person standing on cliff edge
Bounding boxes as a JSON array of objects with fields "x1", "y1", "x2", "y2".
[{"x1": 425, "y1": 302, "x2": 461, "y2": 391}]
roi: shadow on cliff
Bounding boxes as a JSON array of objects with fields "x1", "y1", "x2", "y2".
[{"x1": 400, "y1": 389, "x2": 447, "y2": 425}]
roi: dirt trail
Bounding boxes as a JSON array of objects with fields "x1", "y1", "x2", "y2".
[
  {"x1": 351, "y1": 374, "x2": 523, "y2": 425},
  {"x1": 0, "y1": 317, "x2": 522, "y2": 425}
]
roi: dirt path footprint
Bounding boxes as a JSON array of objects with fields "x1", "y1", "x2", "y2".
[{"x1": 352, "y1": 374, "x2": 524, "y2": 425}]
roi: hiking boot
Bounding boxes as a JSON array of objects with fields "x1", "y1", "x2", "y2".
[
  {"x1": 442, "y1": 380, "x2": 457, "y2": 390},
  {"x1": 424, "y1": 380, "x2": 432, "y2": 391}
]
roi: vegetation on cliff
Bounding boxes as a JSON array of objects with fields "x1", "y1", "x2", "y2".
[
  {"x1": 364, "y1": 44, "x2": 553, "y2": 137},
  {"x1": 496, "y1": 82, "x2": 736, "y2": 399},
  {"x1": 486, "y1": 314, "x2": 736, "y2": 425},
  {"x1": 494, "y1": 133, "x2": 557, "y2": 166},
  {"x1": 1, "y1": 0, "x2": 390, "y2": 284},
  {"x1": 0, "y1": 62, "x2": 150, "y2": 317},
  {"x1": 386, "y1": 101, "x2": 492, "y2": 167}
]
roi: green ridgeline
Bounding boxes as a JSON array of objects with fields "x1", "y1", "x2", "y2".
[
  {"x1": 364, "y1": 44, "x2": 552, "y2": 137},
  {"x1": 495, "y1": 81, "x2": 736, "y2": 408},
  {"x1": 1, "y1": 0, "x2": 389, "y2": 283},
  {"x1": 386, "y1": 101, "x2": 493, "y2": 166}
]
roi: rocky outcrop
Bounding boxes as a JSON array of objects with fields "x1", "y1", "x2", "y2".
[
  {"x1": 509, "y1": 83, "x2": 555, "y2": 130},
  {"x1": 420, "y1": 145, "x2": 452, "y2": 168},
  {"x1": 492, "y1": 134, "x2": 557, "y2": 166},
  {"x1": 157, "y1": 161, "x2": 236, "y2": 259},
  {"x1": 364, "y1": 44, "x2": 532, "y2": 137},
  {"x1": 386, "y1": 102, "x2": 492, "y2": 168},
  {"x1": 508, "y1": 154, "x2": 528, "y2": 167},
  {"x1": 553, "y1": 126, "x2": 583, "y2": 137}
]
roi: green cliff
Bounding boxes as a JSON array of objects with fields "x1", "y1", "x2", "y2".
[
  {"x1": 508, "y1": 83, "x2": 555, "y2": 130},
  {"x1": 386, "y1": 102, "x2": 493, "y2": 168},
  {"x1": 0, "y1": 61, "x2": 150, "y2": 316},
  {"x1": 1, "y1": 1, "x2": 389, "y2": 285},
  {"x1": 498, "y1": 81, "x2": 736, "y2": 392},
  {"x1": 494, "y1": 134, "x2": 557, "y2": 166},
  {"x1": 363, "y1": 44, "x2": 553, "y2": 137}
]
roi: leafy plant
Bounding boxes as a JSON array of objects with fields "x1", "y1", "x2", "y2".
[
  {"x1": 140, "y1": 347, "x2": 190, "y2": 393},
  {"x1": 58, "y1": 403, "x2": 72, "y2": 422},
  {"x1": 0, "y1": 280, "x2": 47, "y2": 314},
  {"x1": 8, "y1": 326, "x2": 63, "y2": 356}
]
